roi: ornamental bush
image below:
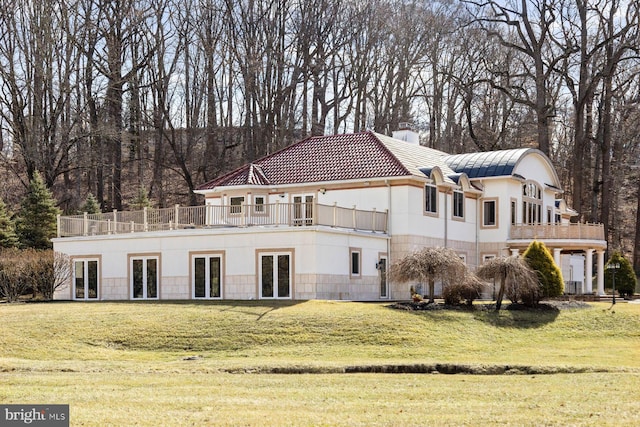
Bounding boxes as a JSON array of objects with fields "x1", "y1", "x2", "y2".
[
  {"x1": 605, "y1": 252, "x2": 637, "y2": 298},
  {"x1": 442, "y1": 275, "x2": 484, "y2": 306},
  {"x1": 523, "y1": 240, "x2": 564, "y2": 302}
]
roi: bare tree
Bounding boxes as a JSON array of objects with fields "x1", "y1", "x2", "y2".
[
  {"x1": 0, "y1": 0, "x2": 81, "y2": 190},
  {"x1": 83, "y1": 0, "x2": 155, "y2": 210},
  {"x1": 476, "y1": 256, "x2": 538, "y2": 311},
  {"x1": 465, "y1": 0, "x2": 574, "y2": 156},
  {"x1": 390, "y1": 247, "x2": 467, "y2": 303}
]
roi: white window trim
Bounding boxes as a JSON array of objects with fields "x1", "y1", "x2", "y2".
[
  {"x1": 377, "y1": 253, "x2": 388, "y2": 299},
  {"x1": 130, "y1": 255, "x2": 160, "y2": 300},
  {"x1": 229, "y1": 196, "x2": 245, "y2": 215},
  {"x1": 253, "y1": 195, "x2": 266, "y2": 214},
  {"x1": 424, "y1": 184, "x2": 438, "y2": 215},
  {"x1": 191, "y1": 252, "x2": 224, "y2": 299},
  {"x1": 350, "y1": 247, "x2": 362, "y2": 278},
  {"x1": 258, "y1": 250, "x2": 293, "y2": 300},
  {"x1": 452, "y1": 190, "x2": 464, "y2": 219},
  {"x1": 72, "y1": 257, "x2": 100, "y2": 301},
  {"x1": 482, "y1": 198, "x2": 498, "y2": 228}
]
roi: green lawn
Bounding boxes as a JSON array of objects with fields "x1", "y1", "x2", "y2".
[{"x1": 1, "y1": 300, "x2": 639, "y2": 425}]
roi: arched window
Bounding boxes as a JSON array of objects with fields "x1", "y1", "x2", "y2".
[{"x1": 522, "y1": 182, "x2": 542, "y2": 224}]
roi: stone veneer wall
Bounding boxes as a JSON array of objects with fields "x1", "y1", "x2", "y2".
[
  {"x1": 100, "y1": 278, "x2": 129, "y2": 300},
  {"x1": 298, "y1": 273, "x2": 385, "y2": 301},
  {"x1": 389, "y1": 234, "x2": 482, "y2": 300},
  {"x1": 158, "y1": 276, "x2": 190, "y2": 299},
  {"x1": 223, "y1": 275, "x2": 258, "y2": 299}
]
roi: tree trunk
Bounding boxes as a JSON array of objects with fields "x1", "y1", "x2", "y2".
[
  {"x1": 428, "y1": 278, "x2": 435, "y2": 303},
  {"x1": 495, "y1": 276, "x2": 506, "y2": 311}
]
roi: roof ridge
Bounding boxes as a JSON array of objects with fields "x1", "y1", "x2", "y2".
[{"x1": 367, "y1": 132, "x2": 413, "y2": 176}]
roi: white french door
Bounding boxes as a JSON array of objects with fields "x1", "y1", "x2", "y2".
[
  {"x1": 131, "y1": 257, "x2": 159, "y2": 299},
  {"x1": 292, "y1": 195, "x2": 313, "y2": 225},
  {"x1": 74, "y1": 259, "x2": 99, "y2": 300},
  {"x1": 259, "y1": 253, "x2": 291, "y2": 299},
  {"x1": 193, "y1": 255, "x2": 222, "y2": 299}
]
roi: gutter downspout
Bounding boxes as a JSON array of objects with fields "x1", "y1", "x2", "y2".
[
  {"x1": 443, "y1": 189, "x2": 448, "y2": 248},
  {"x1": 476, "y1": 191, "x2": 480, "y2": 270},
  {"x1": 386, "y1": 179, "x2": 392, "y2": 299}
]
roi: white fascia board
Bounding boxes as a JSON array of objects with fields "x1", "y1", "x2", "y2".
[{"x1": 195, "y1": 176, "x2": 423, "y2": 195}]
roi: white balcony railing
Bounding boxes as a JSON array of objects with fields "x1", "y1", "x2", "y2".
[
  {"x1": 57, "y1": 202, "x2": 388, "y2": 237},
  {"x1": 509, "y1": 223, "x2": 605, "y2": 241}
]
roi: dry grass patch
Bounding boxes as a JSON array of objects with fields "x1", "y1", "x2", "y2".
[{"x1": 1, "y1": 371, "x2": 638, "y2": 426}]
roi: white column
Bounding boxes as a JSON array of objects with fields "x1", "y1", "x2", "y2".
[
  {"x1": 596, "y1": 250, "x2": 605, "y2": 296},
  {"x1": 585, "y1": 249, "x2": 594, "y2": 294},
  {"x1": 510, "y1": 248, "x2": 520, "y2": 257},
  {"x1": 553, "y1": 248, "x2": 562, "y2": 267}
]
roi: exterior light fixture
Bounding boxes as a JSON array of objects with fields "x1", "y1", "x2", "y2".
[{"x1": 606, "y1": 262, "x2": 621, "y2": 305}]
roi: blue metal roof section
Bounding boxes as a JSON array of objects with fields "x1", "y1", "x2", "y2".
[
  {"x1": 418, "y1": 166, "x2": 434, "y2": 177},
  {"x1": 446, "y1": 173, "x2": 463, "y2": 184},
  {"x1": 443, "y1": 148, "x2": 533, "y2": 178}
]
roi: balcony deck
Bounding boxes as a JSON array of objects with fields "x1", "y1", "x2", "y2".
[
  {"x1": 57, "y1": 202, "x2": 388, "y2": 238},
  {"x1": 509, "y1": 223, "x2": 606, "y2": 247}
]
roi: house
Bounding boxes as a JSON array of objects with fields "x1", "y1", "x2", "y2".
[{"x1": 53, "y1": 130, "x2": 607, "y2": 301}]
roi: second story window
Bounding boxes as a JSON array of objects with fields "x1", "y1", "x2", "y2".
[
  {"x1": 522, "y1": 182, "x2": 542, "y2": 224},
  {"x1": 425, "y1": 185, "x2": 437, "y2": 214},
  {"x1": 254, "y1": 196, "x2": 265, "y2": 213},
  {"x1": 453, "y1": 191, "x2": 464, "y2": 218},
  {"x1": 230, "y1": 196, "x2": 244, "y2": 214},
  {"x1": 483, "y1": 200, "x2": 497, "y2": 227}
]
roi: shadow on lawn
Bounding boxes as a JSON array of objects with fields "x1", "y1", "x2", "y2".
[
  {"x1": 390, "y1": 301, "x2": 561, "y2": 329},
  {"x1": 472, "y1": 304, "x2": 561, "y2": 329},
  {"x1": 76, "y1": 299, "x2": 306, "y2": 321}
]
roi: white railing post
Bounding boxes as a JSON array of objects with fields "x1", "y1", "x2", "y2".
[
  {"x1": 276, "y1": 200, "x2": 280, "y2": 226},
  {"x1": 83, "y1": 212, "x2": 88, "y2": 236},
  {"x1": 385, "y1": 209, "x2": 389, "y2": 233},
  {"x1": 352, "y1": 205, "x2": 357, "y2": 230},
  {"x1": 108, "y1": 219, "x2": 112, "y2": 235},
  {"x1": 143, "y1": 207, "x2": 148, "y2": 231},
  {"x1": 175, "y1": 204, "x2": 180, "y2": 229},
  {"x1": 130, "y1": 221, "x2": 135, "y2": 233},
  {"x1": 57, "y1": 214, "x2": 61, "y2": 238},
  {"x1": 312, "y1": 200, "x2": 317, "y2": 225},
  {"x1": 371, "y1": 208, "x2": 376, "y2": 232}
]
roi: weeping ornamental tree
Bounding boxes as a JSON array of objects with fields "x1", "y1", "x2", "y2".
[
  {"x1": 15, "y1": 171, "x2": 61, "y2": 249},
  {"x1": 476, "y1": 256, "x2": 539, "y2": 311},
  {"x1": 390, "y1": 247, "x2": 467, "y2": 303},
  {"x1": 523, "y1": 240, "x2": 564, "y2": 300}
]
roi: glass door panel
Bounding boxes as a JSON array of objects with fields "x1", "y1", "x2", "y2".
[
  {"x1": 261, "y1": 255, "x2": 274, "y2": 298},
  {"x1": 74, "y1": 261, "x2": 84, "y2": 299},
  {"x1": 210, "y1": 257, "x2": 221, "y2": 298}
]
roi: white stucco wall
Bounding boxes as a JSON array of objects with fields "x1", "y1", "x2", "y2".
[{"x1": 53, "y1": 226, "x2": 389, "y2": 301}]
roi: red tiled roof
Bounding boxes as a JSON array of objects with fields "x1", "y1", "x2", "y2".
[{"x1": 196, "y1": 131, "x2": 412, "y2": 190}]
